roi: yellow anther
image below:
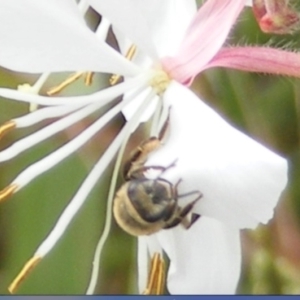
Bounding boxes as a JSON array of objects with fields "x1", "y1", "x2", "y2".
[
  {"x1": 142, "y1": 252, "x2": 166, "y2": 295},
  {"x1": 149, "y1": 69, "x2": 171, "y2": 96},
  {"x1": 109, "y1": 74, "x2": 120, "y2": 86},
  {"x1": 0, "y1": 120, "x2": 16, "y2": 140},
  {"x1": 85, "y1": 72, "x2": 94, "y2": 86},
  {"x1": 47, "y1": 72, "x2": 84, "y2": 96},
  {"x1": 0, "y1": 184, "x2": 18, "y2": 203},
  {"x1": 126, "y1": 44, "x2": 137, "y2": 61},
  {"x1": 47, "y1": 71, "x2": 96, "y2": 95},
  {"x1": 8, "y1": 255, "x2": 42, "y2": 294},
  {"x1": 110, "y1": 44, "x2": 137, "y2": 85}
]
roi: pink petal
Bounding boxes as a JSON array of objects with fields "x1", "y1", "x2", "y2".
[
  {"x1": 161, "y1": 0, "x2": 247, "y2": 84},
  {"x1": 207, "y1": 46, "x2": 300, "y2": 78}
]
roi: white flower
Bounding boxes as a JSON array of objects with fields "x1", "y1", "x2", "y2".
[{"x1": 0, "y1": 0, "x2": 288, "y2": 295}]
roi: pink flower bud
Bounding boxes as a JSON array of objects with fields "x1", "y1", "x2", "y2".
[{"x1": 252, "y1": 0, "x2": 300, "y2": 34}]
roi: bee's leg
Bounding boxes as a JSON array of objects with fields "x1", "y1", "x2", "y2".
[
  {"x1": 124, "y1": 108, "x2": 171, "y2": 180},
  {"x1": 185, "y1": 213, "x2": 201, "y2": 229},
  {"x1": 179, "y1": 192, "x2": 202, "y2": 229},
  {"x1": 178, "y1": 191, "x2": 202, "y2": 213},
  {"x1": 163, "y1": 212, "x2": 201, "y2": 230},
  {"x1": 163, "y1": 214, "x2": 182, "y2": 229},
  {"x1": 163, "y1": 191, "x2": 202, "y2": 230},
  {"x1": 123, "y1": 137, "x2": 161, "y2": 180},
  {"x1": 157, "y1": 106, "x2": 171, "y2": 141}
]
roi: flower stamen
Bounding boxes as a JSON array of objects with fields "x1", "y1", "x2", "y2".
[
  {"x1": 110, "y1": 44, "x2": 137, "y2": 85},
  {"x1": 17, "y1": 73, "x2": 50, "y2": 112},
  {"x1": 84, "y1": 72, "x2": 94, "y2": 86},
  {"x1": 0, "y1": 184, "x2": 18, "y2": 203},
  {"x1": 0, "y1": 120, "x2": 16, "y2": 140},
  {"x1": 47, "y1": 71, "x2": 94, "y2": 96},
  {"x1": 8, "y1": 255, "x2": 42, "y2": 294},
  {"x1": 142, "y1": 252, "x2": 166, "y2": 295}
]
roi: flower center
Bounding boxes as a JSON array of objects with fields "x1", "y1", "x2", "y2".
[{"x1": 149, "y1": 68, "x2": 171, "y2": 96}]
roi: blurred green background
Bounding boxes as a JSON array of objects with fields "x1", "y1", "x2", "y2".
[{"x1": 1, "y1": 4, "x2": 300, "y2": 295}]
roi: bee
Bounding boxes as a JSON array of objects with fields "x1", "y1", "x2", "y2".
[{"x1": 113, "y1": 115, "x2": 202, "y2": 236}]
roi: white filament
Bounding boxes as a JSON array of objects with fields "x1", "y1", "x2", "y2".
[
  {"x1": 1, "y1": 91, "x2": 132, "y2": 162},
  {"x1": 78, "y1": 0, "x2": 90, "y2": 15},
  {"x1": 14, "y1": 105, "x2": 82, "y2": 128},
  {"x1": 0, "y1": 73, "x2": 149, "y2": 106},
  {"x1": 86, "y1": 90, "x2": 157, "y2": 294},
  {"x1": 96, "y1": 17, "x2": 110, "y2": 39},
  {"x1": 31, "y1": 72, "x2": 51, "y2": 93},
  {"x1": 35, "y1": 90, "x2": 155, "y2": 258},
  {"x1": 138, "y1": 237, "x2": 149, "y2": 293},
  {"x1": 12, "y1": 86, "x2": 151, "y2": 190},
  {"x1": 35, "y1": 121, "x2": 125, "y2": 256},
  {"x1": 150, "y1": 96, "x2": 163, "y2": 137}
]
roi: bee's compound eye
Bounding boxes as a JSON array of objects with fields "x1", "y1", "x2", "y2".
[{"x1": 127, "y1": 179, "x2": 176, "y2": 223}]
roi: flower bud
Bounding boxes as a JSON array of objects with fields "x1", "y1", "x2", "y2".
[{"x1": 252, "y1": 0, "x2": 300, "y2": 34}]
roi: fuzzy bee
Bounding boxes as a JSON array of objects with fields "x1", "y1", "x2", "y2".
[{"x1": 113, "y1": 116, "x2": 202, "y2": 236}]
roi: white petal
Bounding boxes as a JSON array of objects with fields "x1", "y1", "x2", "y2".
[
  {"x1": 0, "y1": 0, "x2": 139, "y2": 75},
  {"x1": 89, "y1": 0, "x2": 196, "y2": 58},
  {"x1": 147, "y1": 82, "x2": 288, "y2": 229},
  {"x1": 110, "y1": 0, "x2": 196, "y2": 121},
  {"x1": 156, "y1": 216, "x2": 241, "y2": 294},
  {"x1": 112, "y1": 28, "x2": 153, "y2": 68},
  {"x1": 144, "y1": 0, "x2": 196, "y2": 57},
  {"x1": 88, "y1": 0, "x2": 157, "y2": 59}
]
